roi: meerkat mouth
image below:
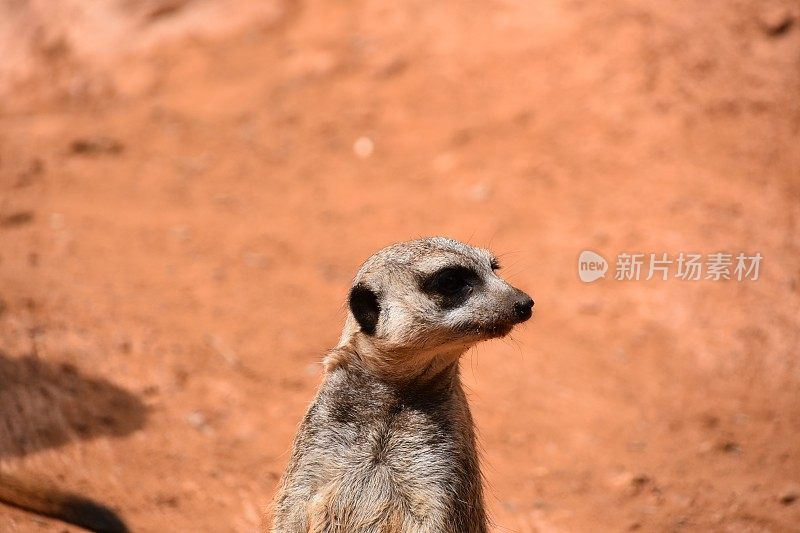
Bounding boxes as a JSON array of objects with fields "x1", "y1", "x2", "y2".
[
  {"x1": 486, "y1": 323, "x2": 516, "y2": 338},
  {"x1": 460, "y1": 322, "x2": 516, "y2": 339}
]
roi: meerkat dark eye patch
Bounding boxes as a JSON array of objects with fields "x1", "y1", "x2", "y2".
[
  {"x1": 349, "y1": 283, "x2": 380, "y2": 335},
  {"x1": 422, "y1": 266, "x2": 479, "y2": 308}
]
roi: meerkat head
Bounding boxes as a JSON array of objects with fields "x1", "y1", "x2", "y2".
[{"x1": 329, "y1": 237, "x2": 533, "y2": 379}]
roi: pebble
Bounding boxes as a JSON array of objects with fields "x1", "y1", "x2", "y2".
[
  {"x1": 759, "y1": 5, "x2": 795, "y2": 36},
  {"x1": 779, "y1": 484, "x2": 799, "y2": 505},
  {"x1": 469, "y1": 183, "x2": 491, "y2": 202},
  {"x1": 186, "y1": 410, "x2": 208, "y2": 430},
  {"x1": 69, "y1": 136, "x2": 124, "y2": 155},
  {"x1": 0, "y1": 211, "x2": 34, "y2": 227},
  {"x1": 353, "y1": 136, "x2": 374, "y2": 159}
]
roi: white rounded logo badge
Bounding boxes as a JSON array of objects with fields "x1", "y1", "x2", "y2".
[{"x1": 578, "y1": 250, "x2": 608, "y2": 283}]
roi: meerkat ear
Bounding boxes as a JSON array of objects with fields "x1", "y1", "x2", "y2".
[{"x1": 349, "y1": 283, "x2": 380, "y2": 335}]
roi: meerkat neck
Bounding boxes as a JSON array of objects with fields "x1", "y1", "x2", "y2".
[{"x1": 325, "y1": 337, "x2": 466, "y2": 388}]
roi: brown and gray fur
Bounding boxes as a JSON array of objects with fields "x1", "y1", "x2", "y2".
[{"x1": 270, "y1": 237, "x2": 534, "y2": 533}]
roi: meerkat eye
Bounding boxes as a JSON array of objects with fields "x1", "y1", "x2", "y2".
[
  {"x1": 435, "y1": 270, "x2": 464, "y2": 295},
  {"x1": 424, "y1": 267, "x2": 475, "y2": 297}
]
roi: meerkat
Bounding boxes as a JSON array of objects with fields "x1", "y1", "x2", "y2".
[
  {"x1": 269, "y1": 237, "x2": 534, "y2": 533},
  {"x1": 0, "y1": 471, "x2": 128, "y2": 532}
]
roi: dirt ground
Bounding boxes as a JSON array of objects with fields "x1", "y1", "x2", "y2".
[{"x1": 1, "y1": 0, "x2": 799, "y2": 531}]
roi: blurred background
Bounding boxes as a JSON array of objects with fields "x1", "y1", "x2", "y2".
[{"x1": 1, "y1": 0, "x2": 799, "y2": 531}]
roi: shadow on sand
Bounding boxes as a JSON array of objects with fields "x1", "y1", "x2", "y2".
[{"x1": 0, "y1": 351, "x2": 148, "y2": 459}]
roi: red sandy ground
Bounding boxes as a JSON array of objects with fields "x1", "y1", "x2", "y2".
[{"x1": 1, "y1": 0, "x2": 799, "y2": 531}]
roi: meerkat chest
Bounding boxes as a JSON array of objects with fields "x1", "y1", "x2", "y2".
[
  {"x1": 323, "y1": 407, "x2": 469, "y2": 523},
  {"x1": 370, "y1": 410, "x2": 462, "y2": 498},
  {"x1": 303, "y1": 368, "x2": 481, "y2": 527}
]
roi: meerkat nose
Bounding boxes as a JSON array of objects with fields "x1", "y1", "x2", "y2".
[{"x1": 513, "y1": 293, "x2": 534, "y2": 322}]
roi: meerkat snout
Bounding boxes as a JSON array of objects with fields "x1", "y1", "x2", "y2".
[{"x1": 513, "y1": 291, "x2": 534, "y2": 322}]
